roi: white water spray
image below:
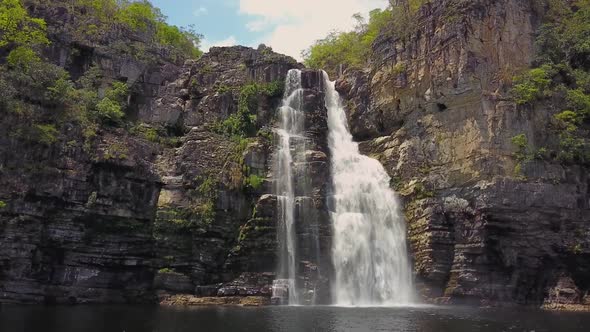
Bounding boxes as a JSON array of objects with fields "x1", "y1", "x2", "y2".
[
  {"x1": 323, "y1": 72, "x2": 414, "y2": 306},
  {"x1": 273, "y1": 69, "x2": 305, "y2": 305}
]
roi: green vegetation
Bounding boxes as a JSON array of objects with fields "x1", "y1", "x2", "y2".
[
  {"x1": 224, "y1": 137, "x2": 254, "y2": 191},
  {"x1": 303, "y1": 1, "x2": 427, "y2": 75},
  {"x1": 96, "y1": 81, "x2": 129, "y2": 125},
  {"x1": 2, "y1": 59, "x2": 112, "y2": 146},
  {"x1": 1, "y1": 1, "x2": 202, "y2": 156},
  {"x1": 511, "y1": 0, "x2": 590, "y2": 164},
  {"x1": 572, "y1": 243, "x2": 583, "y2": 255},
  {"x1": 184, "y1": 174, "x2": 218, "y2": 225},
  {"x1": 130, "y1": 124, "x2": 160, "y2": 142},
  {"x1": 213, "y1": 81, "x2": 284, "y2": 138},
  {"x1": 413, "y1": 182, "x2": 434, "y2": 200},
  {"x1": 197, "y1": 176, "x2": 217, "y2": 200},
  {"x1": 1, "y1": 0, "x2": 49, "y2": 70},
  {"x1": 35, "y1": 0, "x2": 202, "y2": 61},
  {"x1": 103, "y1": 142, "x2": 129, "y2": 160},
  {"x1": 0, "y1": 201, "x2": 6, "y2": 209},
  {"x1": 390, "y1": 176, "x2": 404, "y2": 191},
  {"x1": 129, "y1": 123, "x2": 183, "y2": 147},
  {"x1": 243, "y1": 174, "x2": 264, "y2": 190},
  {"x1": 511, "y1": 134, "x2": 529, "y2": 156},
  {"x1": 33, "y1": 124, "x2": 59, "y2": 145},
  {"x1": 303, "y1": 8, "x2": 392, "y2": 75},
  {"x1": 214, "y1": 83, "x2": 232, "y2": 94},
  {"x1": 512, "y1": 65, "x2": 554, "y2": 105},
  {"x1": 511, "y1": 134, "x2": 531, "y2": 178},
  {"x1": 155, "y1": 194, "x2": 217, "y2": 232},
  {"x1": 256, "y1": 127, "x2": 273, "y2": 141},
  {"x1": 155, "y1": 208, "x2": 195, "y2": 232}
]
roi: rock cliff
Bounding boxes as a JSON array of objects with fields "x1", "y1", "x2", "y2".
[
  {"x1": 0, "y1": 21, "x2": 304, "y2": 302},
  {"x1": 1, "y1": 0, "x2": 589, "y2": 309},
  {"x1": 336, "y1": 0, "x2": 590, "y2": 307}
]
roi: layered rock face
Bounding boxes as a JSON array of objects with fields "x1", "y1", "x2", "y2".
[
  {"x1": 0, "y1": 42, "x2": 305, "y2": 303},
  {"x1": 2, "y1": 0, "x2": 588, "y2": 308},
  {"x1": 0, "y1": 126, "x2": 161, "y2": 303},
  {"x1": 1, "y1": 2, "x2": 179, "y2": 303},
  {"x1": 336, "y1": 0, "x2": 590, "y2": 306}
]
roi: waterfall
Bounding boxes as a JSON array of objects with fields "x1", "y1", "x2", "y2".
[
  {"x1": 273, "y1": 69, "x2": 305, "y2": 305},
  {"x1": 322, "y1": 72, "x2": 415, "y2": 306}
]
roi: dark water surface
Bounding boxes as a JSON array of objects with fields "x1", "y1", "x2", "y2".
[{"x1": 1, "y1": 304, "x2": 589, "y2": 332}]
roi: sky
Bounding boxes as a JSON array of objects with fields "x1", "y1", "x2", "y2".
[{"x1": 150, "y1": 0, "x2": 388, "y2": 61}]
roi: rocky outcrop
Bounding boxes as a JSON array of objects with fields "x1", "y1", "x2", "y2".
[
  {"x1": 26, "y1": 0, "x2": 183, "y2": 122},
  {"x1": 142, "y1": 45, "x2": 300, "y2": 127},
  {"x1": 337, "y1": 0, "x2": 590, "y2": 307},
  {"x1": 160, "y1": 294, "x2": 270, "y2": 307},
  {"x1": 0, "y1": 1, "x2": 180, "y2": 301}
]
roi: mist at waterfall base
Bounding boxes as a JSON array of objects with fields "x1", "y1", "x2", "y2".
[{"x1": 3, "y1": 305, "x2": 590, "y2": 332}]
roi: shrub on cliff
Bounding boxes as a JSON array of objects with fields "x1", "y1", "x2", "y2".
[
  {"x1": 213, "y1": 81, "x2": 285, "y2": 138},
  {"x1": 511, "y1": 0, "x2": 590, "y2": 164},
  {"x1": 512, "y1": 65, "x2": 555, "y2": 105},
  {"x1": 0, "y1": 0, "x2": 49, "y2": 69}
]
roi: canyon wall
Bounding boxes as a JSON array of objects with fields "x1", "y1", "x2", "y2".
[
  {"x1": 1, "y1": 0, "x2": 588, "y2": 308},
  {"x1": 336, "y1": 0, "x2": 590, "y2": 307},
  {"x1": 0, "y1": 10, "x2": 309, "y2": 301}
]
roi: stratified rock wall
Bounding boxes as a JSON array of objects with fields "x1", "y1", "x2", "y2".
[
  {"x1": 336, "y1": 0, "x2": 590, "y2": 307},
  {"x1": 0, "y1": 42, "x2": 302, "y2": 303},
  {"x1": 1, "y1": 0, "x2": 588, "y2": 308},
  {"x1": 0, "y1": 128, "x2": 161, "y2": 304}
]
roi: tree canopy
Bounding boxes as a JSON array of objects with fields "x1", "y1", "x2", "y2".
[
  {"x1": 303, "y1": 8, "x2": 392, "y2": 76},
  {"x1": 303, "y1": 1, "x2": 427, "y2": 77}
]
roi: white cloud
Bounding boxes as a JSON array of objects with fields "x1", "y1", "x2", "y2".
[
  {"x1": 200, "y1": 36, "x2": 238, "y2": 52},
  {"x1": 246, "y1": 19, "x2": 272, "y2": 32},
  {"x1": 239, "y1": 0, "x2": 388, "y2": 61},
  {"x1": 193, "y1": 6, "x2": 208, "y2": 17}
]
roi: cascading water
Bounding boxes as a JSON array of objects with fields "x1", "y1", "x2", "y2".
[
  {"x1": 273, "y1": 69, "x2": 305, "y2": 305},
  {"x1": 323, "y1": 72, "x2": 415, "y2": 306}
]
